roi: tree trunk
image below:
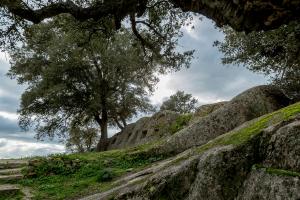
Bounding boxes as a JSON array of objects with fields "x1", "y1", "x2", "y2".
[
  {"x1": 96, "y1": 120, "x2": 108, "y2": 151},
  {"x1": 95, "y1": 108, "x2": 109, "y2": 152}
]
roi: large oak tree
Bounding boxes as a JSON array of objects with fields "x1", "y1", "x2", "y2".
[{"x1": 8, "y1": 15, "x2": 193, "y2": 151}]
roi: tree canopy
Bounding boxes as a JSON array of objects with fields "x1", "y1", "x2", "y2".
[
  {"x1": 160, "y1": 91, "x2": 198, "y2": 114},
  {"x1": 0, "y1": 0, "x2": 299, "y2": 50},
  {"x1": 215, "y1": 21, "x2": 300, "y2": 101},
  {"x1": 8, "y1": 14, "x2": 193, "y2": 151}
]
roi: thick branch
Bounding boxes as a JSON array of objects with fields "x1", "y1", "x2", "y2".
[
  {"x1": 2, "y1": 0, "x2": 147, "y2": 24},
  {"x1": 170, "y1": 0, "x2": 300, "y2": 32},
  {"x1": 114, "y1": 118, "x2": 124, "y2": 130},
  {"x1": 1, "y1": 0, "x2": 300, "y2": 31}
]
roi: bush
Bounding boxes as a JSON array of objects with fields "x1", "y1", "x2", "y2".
[
  {"x1": 26, "y1": 155, "x2": 84, "y2": 177},
  {"x1": 96, "y1": 169, "x2": 115, "y2": 182}
]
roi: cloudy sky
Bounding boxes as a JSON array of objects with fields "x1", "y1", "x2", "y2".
[{"x1": 0, "y1": 17, "x2": 267, "y2": 159}]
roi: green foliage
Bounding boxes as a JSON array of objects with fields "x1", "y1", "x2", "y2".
[
  {"x1": 27, "y1": 156, "x2": 84, "y2": 177},
  {"x1": 96, "y1": 169, "x2": 115, "y2": 182},
  {"x1": 215, "y1": 22, "x2": 300, "y2": 101},
  {"x1": 253, "y1": 164, "x2": 300, "y2": 177},
  {"x1": 169, "y1": 114, "x2": 192, "y2": 134},
  {"x1": 160, "y1": 91, "x2": 198, "y2": 114},
  {"x1": 66, "y1": 125, "x2": 99, "y2": 152}
]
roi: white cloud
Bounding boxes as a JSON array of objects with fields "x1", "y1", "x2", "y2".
[
  {"x1": 150, "y1": 74, "x2": 176, "y2": 105},
  {"x1": 0, "y1": 111, "x2": 18, "y2": 121},
  {"x1": 0, "y1": 138, "x2": 65, "y2": 159},
  {"x1": 182, "y1": 19, "x2": 201, "y2": 40}
]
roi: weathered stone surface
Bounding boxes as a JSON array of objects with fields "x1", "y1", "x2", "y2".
[
  {"x1": 154, "y1": 85, "x2": 290, "y2": 155},
  {"x1": 194, "y1": 101, "x2": 228, "y2": 118},
  {"x1": 107, "y1": 110, "x2": 180, "y2": 150},
  {"x1": 0, "y1": 184, "x2": 20, "y2": 195},
  {"x1": 0, "y1": 168, "x2": 23, "y2": 175},
  {"x1": 262, "y1": 118, "x2": 300, "y2": 171},
  {"x1": 0, "y1": 159, "x2": 28, "y2": 169},
  {"x1": 236, "y1": 169, "x2": 300, "y2": 200},
  {"x1": 190, "y1": 101, "x2": 228, "y2": 124},
  {"x1": 0, "y1": 174, "x2": 23, "y2": 181}
]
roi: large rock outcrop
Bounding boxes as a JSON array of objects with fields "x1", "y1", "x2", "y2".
[
  {"x1": 153, "y1": 85, "x2": 290, "y2": 155},
  {"x1": 108, "y1": 85, "x2": 289, "y2": 153},
  {"x1": 107, "y1": 111, "x2": 180, "y2": 150},
  {"x1": 80, "y1": 102, "x2": 300, "y2": 200}
]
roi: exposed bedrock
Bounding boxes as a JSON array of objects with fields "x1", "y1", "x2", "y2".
[
  {"x1": 103, "y1": 114, "x2": 300, "y2": 200},
  {"x1": 153, "y1": 85, "x2": 290, "y2": 155},
  {"x1": 106, "y1": 111, "x2": 180, "y2": 150}
]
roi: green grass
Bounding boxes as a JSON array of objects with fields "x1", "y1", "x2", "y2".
[
  {"x1": 18, "y1": 146, "x2": 166, "y2": 199},
  {"x1": 253, "y1": 164, "x2": 300, "y2": 177},
  {"x1": 0, "y1": 191, "x2": 23, "y2": 200}
]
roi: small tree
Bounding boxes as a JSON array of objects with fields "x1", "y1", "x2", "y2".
[
  {"x1": 160, "y1": 91, "x2": 198, "y2": 114},
  {"x1": 66, "y1": 124, "x2": 99, "y2": 153}
]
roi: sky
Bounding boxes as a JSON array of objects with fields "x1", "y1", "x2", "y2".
[{"x1": 0, "y1": 17, "x2": 267, "y2": 159}]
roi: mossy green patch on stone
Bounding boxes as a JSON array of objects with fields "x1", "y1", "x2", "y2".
[
  {"x1": 196, "y1": 102, "x2": 300, "y2": 154},
  {"x1": 169, "y1": 114, "x2": 192, "y2": 134},
  {"x1": 253, "y1": 164, "x2": 300, "y2": 177}
]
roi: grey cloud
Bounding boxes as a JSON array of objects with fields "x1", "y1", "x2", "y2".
[
  {"x1": 0, "y1": 116, "x2": 19, "y2": 133},
  {"x1": 168, "y1": 17, "x2": 267, "y2": 103},
  {"x1": 0, "y1": 96, "x2": 19, "y2": 112},
  {"x1": 0, "y1": 139, "x2": 7, "y2": 147},
  {"x1": 0, "y1": 60, "x2": 25, "y2": 112},
  {"x1": 0, "y1": 138, "x2": 65, "y2": 159}
]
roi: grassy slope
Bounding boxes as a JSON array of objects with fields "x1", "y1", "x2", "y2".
[
  {"x1": 0, "y1": 191, "x2": 23, "y2": 200},
  {"x1": 13, "y1": 102, "x2": 300, "y2": 200}
]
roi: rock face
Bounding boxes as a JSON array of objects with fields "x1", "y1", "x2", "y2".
[
  {"x1": 107, "y1": 85, "x2": 289, "y2": 153},
  {"x1": 80, "y1": 103, "x2": 300, "y2": 200},
  {"x1": 190, "y1": 101, "x2": 228, "y2": 123},
  {"x1": 107, "y1": 111, "x2": 180, "y2": 150},
  {"x1": 236, "y1": 169, "x2": 300, "y2": 200},
  {"x1": 153, "y1": 85, "x2": 290, "y2": 155}
]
